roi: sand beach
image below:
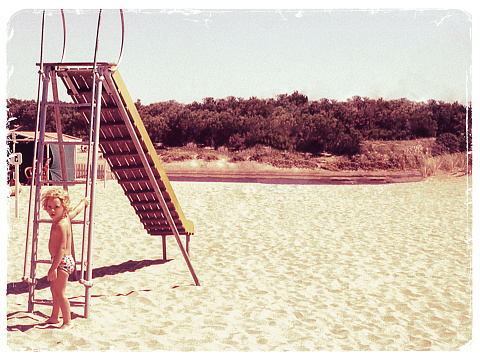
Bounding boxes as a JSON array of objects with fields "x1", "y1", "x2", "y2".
[{"x1": 5, "y1": 172, "x2": 473, "y2": 351}]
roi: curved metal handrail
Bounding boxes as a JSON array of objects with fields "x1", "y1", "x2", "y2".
[
  {"x1": 57, "y1": 9, "x2": 124, "y2": 68},
  {"x1": 60, "y1": 9, "x2": 66, "y2": 62},
  {"x1": 111, "y1": 9, "x2": 125, "y2": 71},
  {"x1": 23, "y1": 9, "x2": 46, "y2": 282}
]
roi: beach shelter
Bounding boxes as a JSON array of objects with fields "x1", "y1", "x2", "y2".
[
  {"x1": 7, "y1": 130, "x2": 80, "y2": 184},
  {"x1": 23, "y1": 9, "x2": 199, "y2": 319}
]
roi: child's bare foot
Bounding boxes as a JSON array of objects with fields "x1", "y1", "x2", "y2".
[
  {"x1": 59, "y1": 322, "x2": 74, "y2": 330},
  {"x1": 45, "y1": 317, "x2": 60, "y2": 324},
  {"x1": 36, "y1": 318, "x2": 61, "y2": 329}
]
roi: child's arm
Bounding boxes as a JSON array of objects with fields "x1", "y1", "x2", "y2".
[
  {"x1": 68, "y1": 198, "x2": 90, "y2": 220},
  {"x1": 47, "y1": 220, "x2": 69, "y2": 281}
]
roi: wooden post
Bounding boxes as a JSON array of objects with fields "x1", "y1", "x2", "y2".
[
  {"x1": 104, "y1": 157, "x2": 107, "y2": 188},
  {"x1": 11, "y1": 153, "x2": 22, "y2": 218},
  {"x1": 162, "y1": 235, "x2": 167, "y2": 260},
  {"x1": 14, "y1": 162, "x2": 20, "y2": 218}
]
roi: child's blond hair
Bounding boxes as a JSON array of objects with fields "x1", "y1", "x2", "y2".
[{"x1": 41, "y1": 188, "x2": 72, "y2": 215}]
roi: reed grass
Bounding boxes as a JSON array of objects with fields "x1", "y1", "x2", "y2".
[
  {"x1": 357, "y1": 139, "x2": 470, "y2": 177},
  {"x1": 412, "y1": 153, "x2": 469, "y2": 178},
  {"x1": 157, "y1": 139, "x2": 470, "y2": 177}
]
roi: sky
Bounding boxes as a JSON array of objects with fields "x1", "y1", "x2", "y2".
[{"x1": 3, "y1": 3, "x2": 474, "y2": 107}]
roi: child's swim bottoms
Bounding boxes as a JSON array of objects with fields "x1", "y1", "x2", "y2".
[{"x1": 52, "y1": 255, "x2": 76, "y2": 275}]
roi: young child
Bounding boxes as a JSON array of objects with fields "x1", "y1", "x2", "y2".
[{"x1": 41, "y1": 188, "x2": 90, "y2": 329}]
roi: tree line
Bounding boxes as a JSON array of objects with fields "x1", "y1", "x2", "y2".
[{"x1": 7, "y1": 93, "x2": 471, "y2": 156}]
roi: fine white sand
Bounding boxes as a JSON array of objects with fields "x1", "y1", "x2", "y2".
[{"x1": 6, "y1": 175, "x2": 472, "y2": 351}]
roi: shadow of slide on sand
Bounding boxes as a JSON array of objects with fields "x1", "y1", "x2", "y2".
[{"x1": 6, "y1": 258, "x2": 172, "y2": 295}]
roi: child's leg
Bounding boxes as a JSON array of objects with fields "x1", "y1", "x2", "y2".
[
  {"x1": 51, "y1": 269, "x2": 72, "y2": 327},
  {"x1": 48, "y1": 283, "x2": 61, "y2": 323}
]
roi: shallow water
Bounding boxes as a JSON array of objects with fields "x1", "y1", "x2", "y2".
[{"x1": 7, "y1": 175, "x2": 472, "y2": 351}]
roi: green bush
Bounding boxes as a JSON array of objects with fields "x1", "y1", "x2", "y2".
[
  {"x1": 433, "y1": 133, "x2": 461, "y2": 155},
  {"x1": 7, "y1": 95, "x2": 470, "y2": 158}
]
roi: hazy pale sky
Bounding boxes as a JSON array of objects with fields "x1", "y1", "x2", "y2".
[{"x1": 4, "y1": 4, "x2": 473, "y2": 105}]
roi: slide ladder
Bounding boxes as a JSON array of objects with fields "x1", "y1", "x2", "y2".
[
  {"x1": 24, "y1": 62, "x2": 199, "y2": 319},
  {"x1": 23, "y1": 10, "x2": 198, "y2": 320},
  {"x1": 23, "y1": 63, "x2": 101, "y2": 318}
]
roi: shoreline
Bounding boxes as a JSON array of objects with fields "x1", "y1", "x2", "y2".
[
  {"x1": 164, "y1": 169, "x2": 424, "y2": 185},
  {"x1": 161, "y1": 159, "x2": 424, "y2": 185}
]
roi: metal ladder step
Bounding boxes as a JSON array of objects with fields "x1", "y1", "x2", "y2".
[
  {"x1": 32, "y1": 299, "x2": 86, "y2": 307},
  {"x1": 37, "y1": 219, "x2": 86, "y2": 225},
  {"x1": 40, "y1": 179, "x2": 87, "y2": 186},
  {"x1": 34, "y1": 259, "x2": 85, "y2": 266},
  {"x1": 46, "y1": 102, "x2": 92, "y2": 108}
]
